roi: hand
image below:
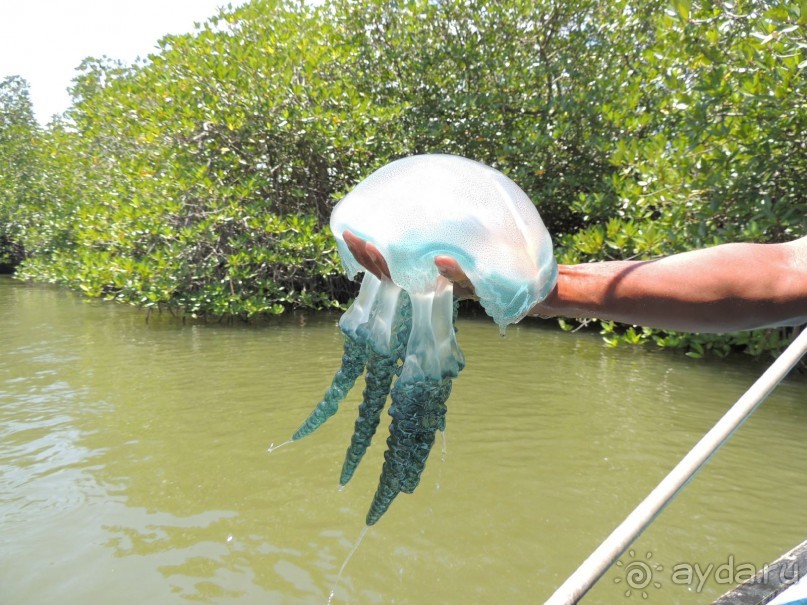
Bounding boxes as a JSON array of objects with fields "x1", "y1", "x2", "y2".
[{"x1": 342, "y1": 230, "x2": 478, "y2": 299}]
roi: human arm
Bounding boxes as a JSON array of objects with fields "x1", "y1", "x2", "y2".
[
  {"x1": 343, "y1": 231, "x2": 807, "y2": 333},
  {"x1": 533, "y1": 237, "x2": 807, "y2": 332}
]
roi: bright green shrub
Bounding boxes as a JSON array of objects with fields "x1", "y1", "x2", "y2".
[{"x1": 0, "y1": 76, "x2": 42, "y2": 269}]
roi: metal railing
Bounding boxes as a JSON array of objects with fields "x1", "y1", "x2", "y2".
[{"x1": 546, "y1": 327, "x2": 807, "y2": 605}]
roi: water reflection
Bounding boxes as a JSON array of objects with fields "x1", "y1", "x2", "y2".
[{"x1": 1, "y1": 277, "x2": 805, "y2": 604}]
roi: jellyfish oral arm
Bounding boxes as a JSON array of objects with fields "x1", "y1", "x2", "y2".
[{"x1": 400, "y1": 276, "x2": 463, "y2": 383}]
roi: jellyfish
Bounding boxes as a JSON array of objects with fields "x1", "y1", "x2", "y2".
[{"x1": 285, "y1": 154, "x2": 557, "y2": 526}]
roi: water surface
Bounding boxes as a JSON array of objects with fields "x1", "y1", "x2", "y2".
[{"x1": 1, "y1": 276, "x2": 805, "y2": 604}]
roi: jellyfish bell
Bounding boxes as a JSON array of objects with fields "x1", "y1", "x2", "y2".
[{"x1": 331, "y1": 153, "x2": 558, "y2": 329}]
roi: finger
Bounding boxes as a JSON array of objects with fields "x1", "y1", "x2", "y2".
[
  {"x1": 342, "y1": 230, "x2": 365, "y2": 261},
  {"x1": 434, "y1": 256, "x2": 467, "y2": 282},
  {"x1": 434, "y1": 255, "x2": 477, "y2": 299},
  {"x1": 342, "y1": 230, "x2": 391, "y2": 280},
  {"x1": 364, "y1": 241, "x2": 392, "y2": 280}
]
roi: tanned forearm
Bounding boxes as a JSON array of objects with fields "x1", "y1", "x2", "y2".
[
  {"x1": 532, "y1": 238, "x2": 807, "y2": 333},
  {"x1": 345, "y1": 229, "x2": 807, "y2": 334}
]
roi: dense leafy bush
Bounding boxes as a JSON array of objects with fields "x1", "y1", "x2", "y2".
[
  {"x1": 0, "y1": 76, "x2": 42, "y2": 270},
  {"x1": 0, "y1": 0, "x2": 803, "y2": 355}
]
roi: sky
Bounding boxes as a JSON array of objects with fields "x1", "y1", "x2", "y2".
[{"x1": 0, "y1": 0, "x2": 246, "y2": 124}]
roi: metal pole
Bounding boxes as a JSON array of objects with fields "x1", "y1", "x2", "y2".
[{"x1": 545, "y1": 327, "x2": 807, "y2": 605}]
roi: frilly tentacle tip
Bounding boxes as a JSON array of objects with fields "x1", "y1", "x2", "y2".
[
  {"x1": 339, "y1": 468, "x2": 356, "y2": 487},
  {"x1": 365, "y1": 515, "x2": 379, "y2": 527}
]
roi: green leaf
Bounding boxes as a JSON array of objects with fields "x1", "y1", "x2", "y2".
[{"x1": 671, "y1": 0, "x2": 690, "y2": 21}]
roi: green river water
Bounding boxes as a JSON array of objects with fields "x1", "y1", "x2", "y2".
[{"x1": 1, "y1": 276, "x2": 805, "y2": 605}]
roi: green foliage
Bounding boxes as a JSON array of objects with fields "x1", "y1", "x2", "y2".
[
  {"x1": 569, "y1": 0, "x2": 806, "y2": 358},
  {"x1": 13, "y1": 7, "x2": 357, "y2": 317},
  {"x1": 574, "y1": 0, "x2": 806, "y2": 248},
  {"x1": 0, "y1": 0, "x2": 803, "y2": 355},
  {"x1": 0, "y1": 76, "x2": 42, "y2": 269}
]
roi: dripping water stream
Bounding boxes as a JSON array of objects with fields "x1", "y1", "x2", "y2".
[{"x1": 327, "y1": 526, "x2": 371, "y2": 604}]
